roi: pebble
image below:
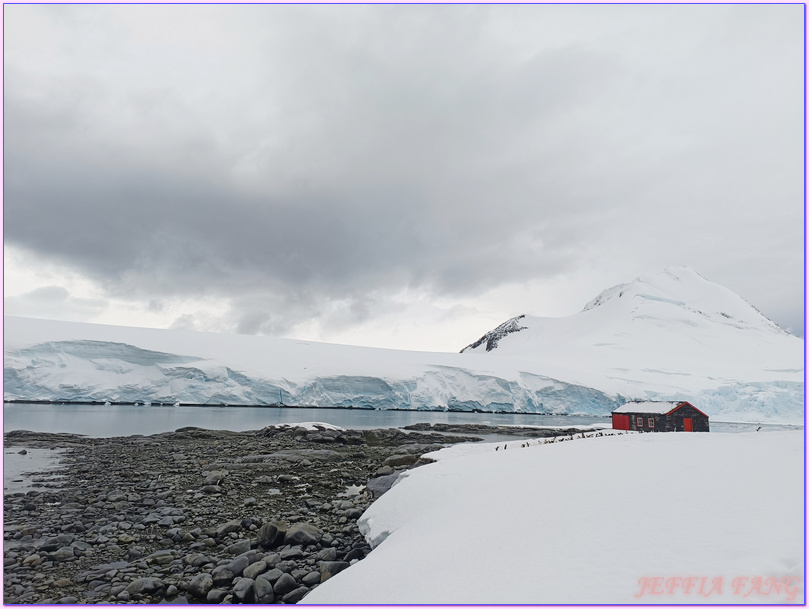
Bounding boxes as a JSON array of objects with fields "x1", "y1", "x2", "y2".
[{"x1": 3, "y1": 424, "x2": 484, "y2": 604}]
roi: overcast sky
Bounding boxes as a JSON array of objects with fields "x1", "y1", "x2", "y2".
[{"x1": 3, "y1": 4, "x2": 805, "y2": 351}]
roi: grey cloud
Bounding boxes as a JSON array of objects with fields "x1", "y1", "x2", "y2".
[
  {"x1": 4, "y1": 286, "x2": 108, "y2": 321},
  {"x1": 4, "y1": 4, "x2": 803, "y2": 337}
]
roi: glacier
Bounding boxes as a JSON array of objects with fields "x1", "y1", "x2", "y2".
[{"x1": 3, "y1": 268, "x2": 804, "y2": 424}]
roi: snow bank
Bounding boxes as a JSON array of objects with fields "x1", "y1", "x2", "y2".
[
  {"x1": 302, "y1": 431, "x2": 804, "y2": 604},
  {"x1": 4, "y1": 267, "x2": 804, "y2": 423}
]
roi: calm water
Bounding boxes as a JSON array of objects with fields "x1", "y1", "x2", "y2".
[
  {"x1": 3, "y1": 402, "x2": 616, "y2": 438},
  {"x1": 3, "y1": 402, "x2": 797, "y2": 438}
]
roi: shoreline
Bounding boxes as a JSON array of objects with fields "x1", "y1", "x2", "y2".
[
  {"x1": 3, "y1": 422, "x2": 585, "y2": 604},
  {"x1": 3, "y1": 400, "x2": 611, "y2": 417}
]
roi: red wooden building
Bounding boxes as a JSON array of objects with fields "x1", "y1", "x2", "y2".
[{"x1": 612, "y1": 401, "x2": 709, "y2": 432}]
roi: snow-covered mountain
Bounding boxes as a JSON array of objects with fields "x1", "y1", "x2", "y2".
[{"x1": 3, "y1": 268, "x2": 804, "y2": 423}]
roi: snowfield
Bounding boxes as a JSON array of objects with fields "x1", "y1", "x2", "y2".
[
  {"x1": 302, "y1": 430, "x2": 805, "y2": 604},
  {"x1": 3, "y1": 267, "x2": 804, "y2": 423}
]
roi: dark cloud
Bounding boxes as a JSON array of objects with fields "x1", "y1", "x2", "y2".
[{"x1": 4, "y1": 4, "x2": 804, "y2": 338}]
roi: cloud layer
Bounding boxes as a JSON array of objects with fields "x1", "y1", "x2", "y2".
[{"x1": 4, "y1": 5, "x2": 804, "y2": 345}]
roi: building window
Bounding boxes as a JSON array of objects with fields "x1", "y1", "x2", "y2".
[
  {"x1": 648, "y1": 418, "x2": 654, "y2": 428},
  {"x1": 637, "y1": 416, "x2": 643, "y2": 427}
]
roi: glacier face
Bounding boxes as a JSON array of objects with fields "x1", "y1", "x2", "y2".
[
  {"x1": 3, "y1": 339, "x2": 623, "y2": 414},
  {"x1": 3, "y1": 267, "x2": 804, "y2": 424}
]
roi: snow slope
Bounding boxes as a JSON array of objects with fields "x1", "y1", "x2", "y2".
[
  {"x1": 3, "y1": 268, "x2": 804, "y2": 423},
  {"x1": 302, "y1": 430, "x2": 805, "y2": 604}
]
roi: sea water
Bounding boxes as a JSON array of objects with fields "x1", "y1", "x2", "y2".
[
  {"x1": 3, "y1": 402, "x2": 611, "y2": 438},
  {"x1": 3, "y1": 402, "x2": 794, "y2": 438}
]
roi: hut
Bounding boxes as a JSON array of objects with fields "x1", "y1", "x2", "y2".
[{"x1": 611, "y1": 401, "x2": 709, "y2": 432}]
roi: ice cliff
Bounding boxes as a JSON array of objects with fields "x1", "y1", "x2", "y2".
[{"x1": 4, "y1": 268, "x2": 804, "y2": 423}]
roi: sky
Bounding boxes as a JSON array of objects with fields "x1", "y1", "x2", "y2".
[{"x1": 3, "y1": 4, "x2": 805, "y2": 352}]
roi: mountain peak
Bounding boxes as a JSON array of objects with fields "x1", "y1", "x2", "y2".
[{"x1": 580, "y1": 267, "x2": 786, "y2": 335}]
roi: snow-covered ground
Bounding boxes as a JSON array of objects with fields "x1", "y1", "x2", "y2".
[
  {"x1": 4, "y1": 267, "x2": 804, "y2": 423},
  {"x1": 302, "y1": 430, "x2": 805, "y2": 604}
]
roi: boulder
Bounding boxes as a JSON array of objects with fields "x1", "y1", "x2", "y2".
[
  {"x1": 226, "y1": 539, "x2": 251, "y2": 555},
  {"x1": 282, "y1": 586, "x2": 310, "y2": 603},
  {"x1": 257, "y1": 522, "x2": 287, "y2": 548},
  {"x1": 211, "y1": 566, "x2": 235, "y2": 588},
  {"x1": 283, "y1": 523, "x2": 322, "y2": 546},
  {"x1": 254, "y1": 577, "x2": 275, "y2": 604},
  {"x1": 232, "y1": 578, "x2": 255, "y2": 603},
  {"x1": 227, "y1": 554, "x2": 250, "y2": 577},
  {"x1": 273, "y1": 573, "x2": 298, "y2": 596},
  {"x1": 186, "y1": 573, "x2": 213, "y2": 598},
  {"x1": 214, "y1": 520, "x2": 242, "y2": 538},
  {"x1": 320, "y1": 561, "x2": 350, "y2": 583},
  {"x1": 365, "y1": 473, "x2": 402, "y2": 498},
  {"x1": 126, "y1": 577, "x2": 164, "y2": 597},
  {"x1": 243, "y1": 560, "x2": 268, "y2": 580}
]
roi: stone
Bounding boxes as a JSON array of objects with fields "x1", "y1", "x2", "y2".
[
  {"x1": 186, "y1": 573, "x2": 213, "y2": 598},
  {"x1": 365, "y1": 473, "x2": 401, "y2": 498},
  {"x1": 258, "y1": 568, "x2": 284, "y2": 585},
  {"x1": 279, "y1": 546, "x2": 304, "y2": 560},
  {"x1": 164, "y1": 585, "x2": 179, "y2": 598},
  {"x1": 206, "y1": 588, "x2": 228, "y2": 603},
  {"x1": 317, "y1": 547, "x2": 338, "y2": 561},
  {"x1": 243, "y1": 560, "x2": 268, "y2": 580},
  {"x1": 273, "y1": 573, "x2": 299, "y2": 596},
  {"x1": 282, "y1": 586, "x2": 310, "y2": 603},
  {"x1": 211, "y1": 566, "x2": 235, "y2": 588},
  {"x1": 232, "y1": 577, "x2": 255, "y2": 603},
  {"x1": 254, "y1": 577, "x2": 275, "y2": 604},
  {"x1": 126, "y1": 577, "x2": 164, "y2": 597},
  {"x1": 227, "y1": 554, "x2": 250, "y2": 577},
  {"x1": 302, "y1": 571, "x2": 321, "y2": 587},
  {"x1": 257, "y1": 521, "x2": 287, "y2": 548},
  {"x1": 51, "y1": 547, "x2": 75, "y2": 562},
  {"x1": 320, "y1": 561, "x2": 350, "y2": 583},
  {"x1": 204, "y1": 470, "x2": 228, "y2": 485},
  {"x1": 344, "y1": 547, "x2": 365, "y2": 561},
  {"x1": 214, "y1": 520, "x2": 242, "y2": 538},
  {"x1": 283, "y1": 523, "x2": 322, "y2": 546},
  {"x1": 226, "y1": 538, "x2": 251, "y2": 555}
]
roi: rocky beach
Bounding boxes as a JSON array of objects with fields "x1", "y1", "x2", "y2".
[{"x1": 3, "y1": 422, "x2": 587, "y2": 604}]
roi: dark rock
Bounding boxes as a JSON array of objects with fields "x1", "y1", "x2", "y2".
[
  {"x1": 273, "y1": 572, "x2": 299, "y2": 596},
  {"x1": 257, "y1": 521, "x2": 287, "y2": 548},
  {"x1": 302, "y1": 571, "x2": 321, "y2": 587},
  {"x1": 254, "y1": 577, "x2": 275, "y2": 604},
  {"x1": 320, "y1": 561, "x2": 351, "y2": 583},
  {"x1": 232, "y1": 577, "x2": 255, "y2": 603},
  {"x1": 345, "y1": 547, "x2": 365, "y2": 561},
  {"x1": 284, "y1": 523, "x2": 322, "y2": 546},
  {"x1": 258, "y1": 568, "x2": 285, "y2": 585},
  {"x1": 243, "y1": 560, "x2": 268, "y2": 580},
  {"x1": 227, "y1": 554, "x2": 250, "y2": 577},
  {"x1": 186, "y1": 573, "x2": 213, "y2": 598},
  {"x1": 279, "y1": 546, "x2": 304, "y2": 560},
  {"x1": 126, "y1": 577, "x2": 164, "y2": 596},
  {"x1": 384, "y1": 454, "x2": 419, "y2": 467},
  {"x1": 211, "y1": 565, "x2": 235, "y2": 588},
  {"x1": 206, "y1": 588, "x2": 228, "y2": 603},
  {"x1": 226, "y1": 538, "x2": 251, "y2": 555},
  {"x1": 215, "y1": 520, "x2": 242, "y2": 538},
  {"x1": 282, "y1": 586, "x2": 310, "y2": 603},
  {"x1": 365, "y1": 473, "x2": 402, "y2": 498}
]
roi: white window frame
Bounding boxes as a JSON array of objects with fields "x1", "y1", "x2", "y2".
[
  {"x1": 648, "y1": 418, "x2": 655, "y2": 428},
  {"x1": 637, "y1": 416, "x2": 643, "y2": 427}
]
